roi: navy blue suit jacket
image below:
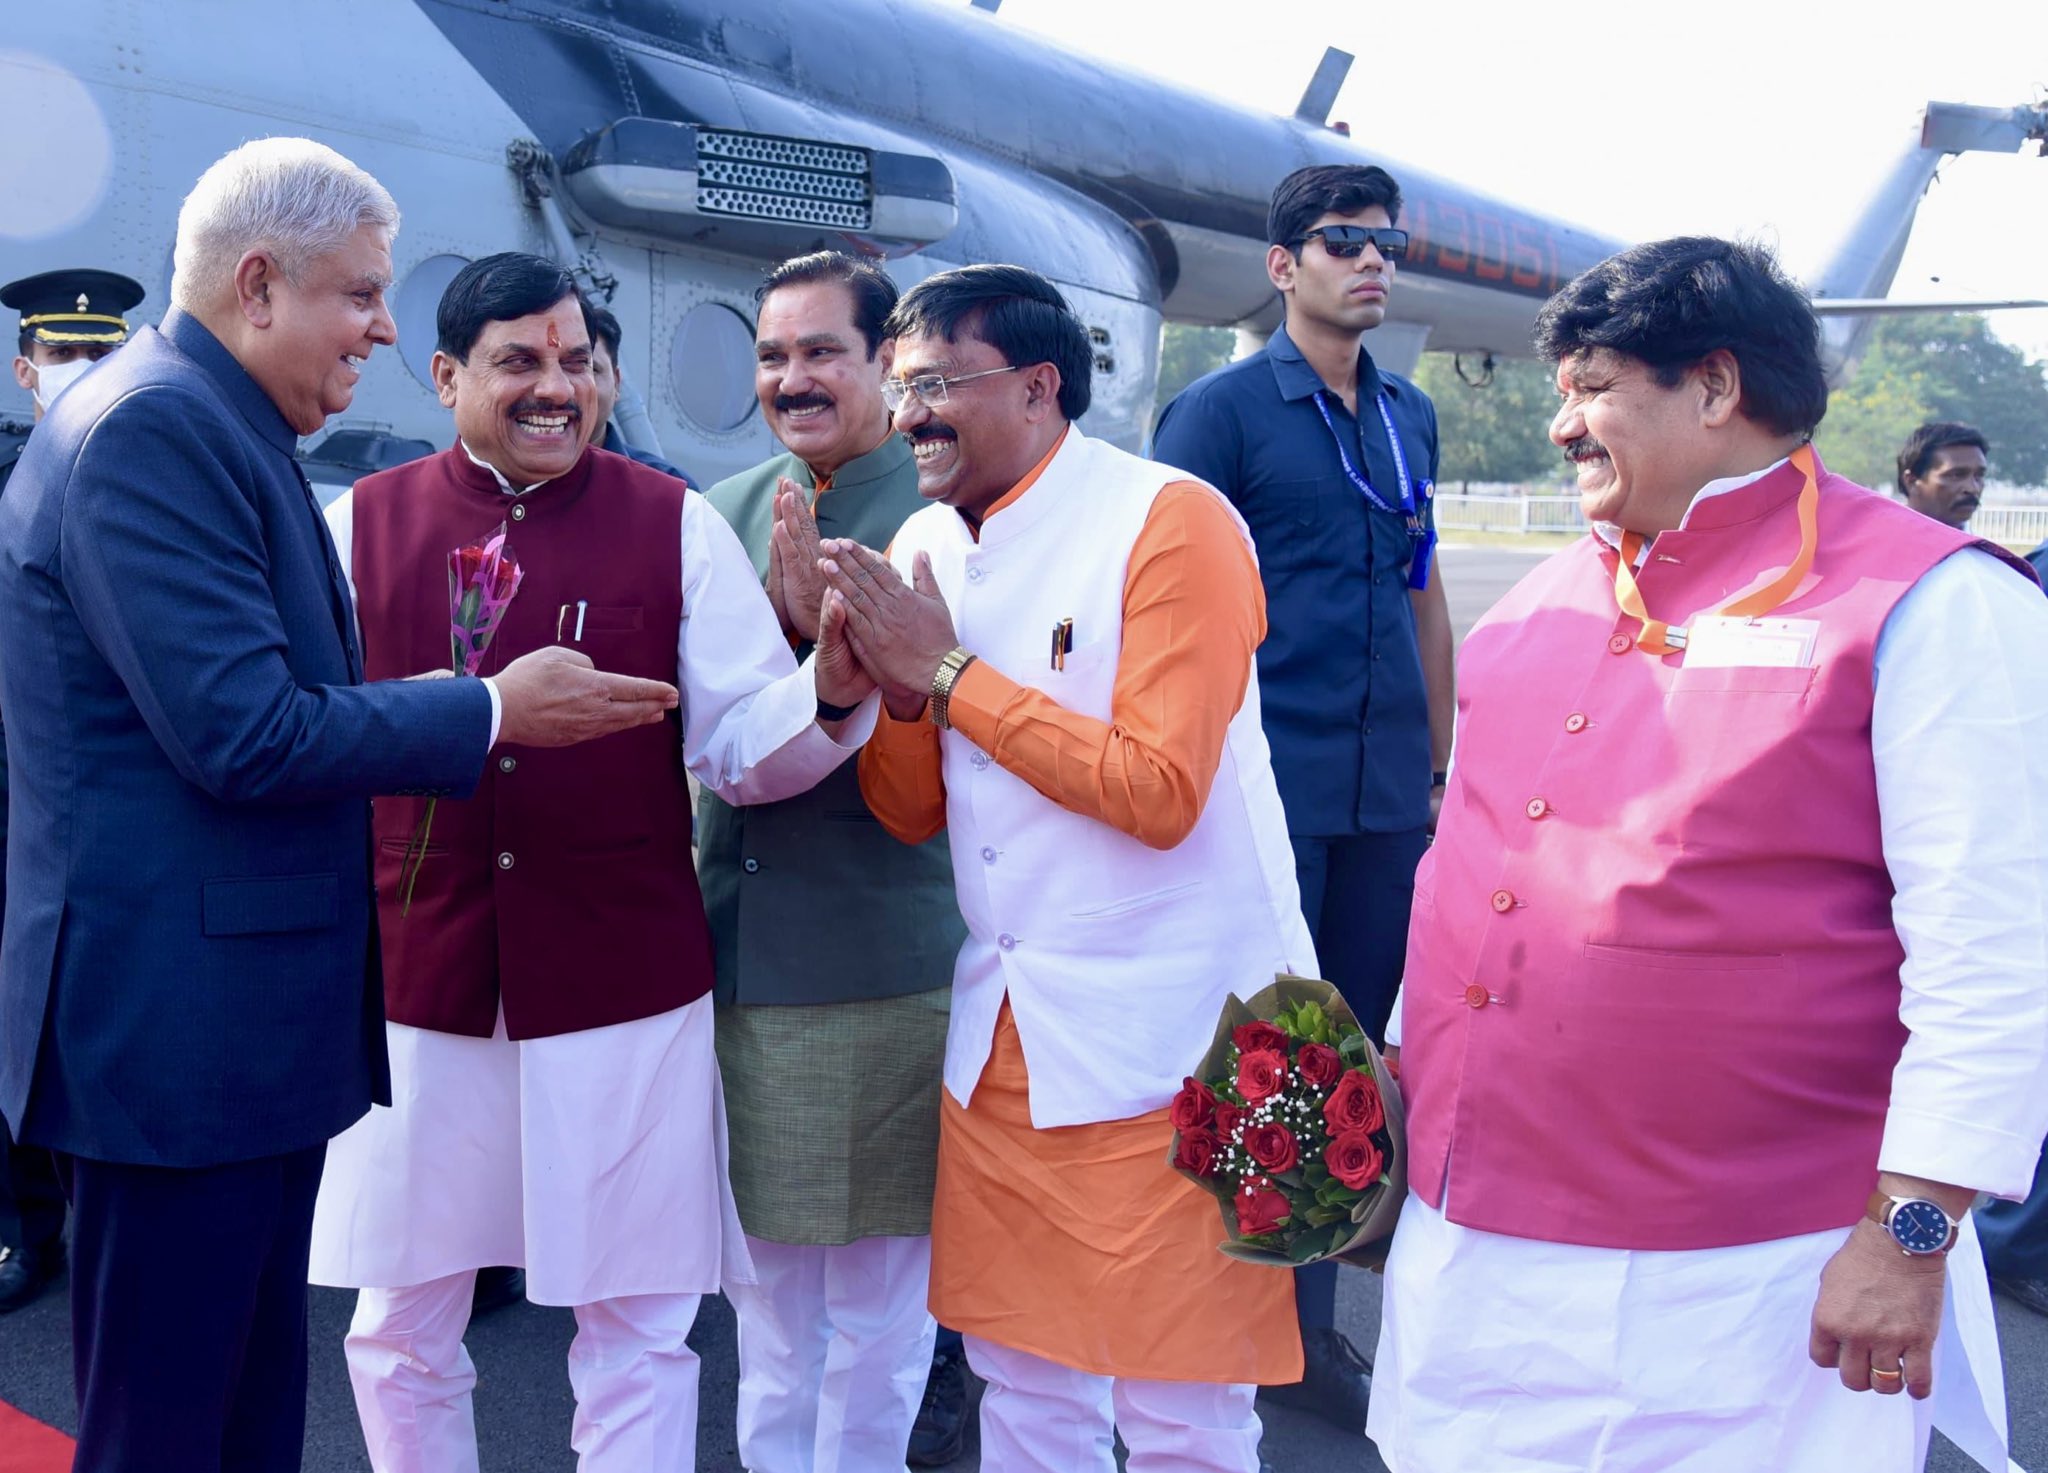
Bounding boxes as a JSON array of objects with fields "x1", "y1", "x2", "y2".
[{"x1": 0, "y1": 311, "x2": 493, "y2": 1168}]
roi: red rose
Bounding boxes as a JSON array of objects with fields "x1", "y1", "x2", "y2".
[
  {"x1": 1213, "y1": 1100, "x2": 1246, "y2": 1139},
  {"x1": 1325, "y1": 1129, "x2": 1386, "y2": 1190},
  {"x1": 1323, "y1": 1068, "x2": 1386, "y2": 1135},
  {"x1": 1234, "y1": 1182, "x2": 1292, "y2": 1237},
  {"x1": 1236, "y1": 1048, "x2": 1287, "y2": 1103},
  {"x1": 1173, "y1": 1126, "x2": 1221, "y2": 1179},
  {"x1": 1169, "y1": 1077, "x2": 1217, "y2": 1132},
  {"x1": 1243, "y1": 1122, "x2": 1299, "y2": 1173},
  {"x1": 1233, "y1": 1021, "x2": 1290, "y2": 1057},
  {"x1": 1297, "y1": 1042, "x2": 1342, "y2": 1088}
]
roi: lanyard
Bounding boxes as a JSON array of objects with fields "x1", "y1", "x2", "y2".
[
  {"x1": 1311, "y1": 389, "x2": 1436, "y2": 590},
  {"x1": 1612, "y1": 445, "x2": 1820, "y2": 655}
]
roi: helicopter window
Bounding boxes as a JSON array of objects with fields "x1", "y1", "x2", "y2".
[
  {"x1": 669, "y1": 302, "x2": 758, "y2": 434},
  {"x1": 395, "y1": 254, "x2": 473, "y2": 390}
]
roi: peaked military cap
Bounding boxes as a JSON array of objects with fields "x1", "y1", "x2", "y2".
[{"x1": 2, "y1": 269, "x2": 146, "y2": 348}]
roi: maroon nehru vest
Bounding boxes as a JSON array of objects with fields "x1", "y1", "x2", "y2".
[{"x1": 350, "y1": 445, "x2": 712, "y2": 1039}]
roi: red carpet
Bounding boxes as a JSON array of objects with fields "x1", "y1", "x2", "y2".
[{"x1": 0, "y1": 1401, "x2": 72, "y2": 1473}]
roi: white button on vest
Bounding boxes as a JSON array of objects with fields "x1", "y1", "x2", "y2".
[
  {"x1": 510, "y1": 503, "x2": 527, "y2": 522},
  {"x1": 497, "y1": 852, "x2": 515, "y2": 870},
  {"x1": 980, "y1": 846, "x2": 997, "y2": 863},
  {"x1": 997, "y1": 933, "x2": 1017, "y2": 950},
  {"x1": 498, "y1": 756, "x2": 517, "y2": 773},
  {"x1": 966, "y1": 566, "x2": 986, "y2": 583},
  {"x1": 970, "y1": 751, "x2": 992, "y2": 770}
]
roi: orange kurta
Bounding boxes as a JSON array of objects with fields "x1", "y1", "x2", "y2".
[{"x1": 861, "y1": 453, "x2": 1301, "y2": 1383}]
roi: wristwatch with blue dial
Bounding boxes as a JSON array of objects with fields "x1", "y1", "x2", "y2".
[{"x1": 1865, "y1": 1190, "x2": 1961, "y2": 1256}]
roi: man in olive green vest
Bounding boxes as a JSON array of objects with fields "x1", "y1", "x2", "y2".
[{"x1": 699, "y1": 252, "x2": 963, "y2": 1473}]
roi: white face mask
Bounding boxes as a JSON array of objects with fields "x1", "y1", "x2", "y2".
[{"x1": 30, "y1": 355, "x2": 97, "y2": 411}]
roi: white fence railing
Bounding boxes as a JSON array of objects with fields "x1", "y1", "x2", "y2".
[{"x1": 1435, "y1": 493, "x2": 2048, "y2": 551}]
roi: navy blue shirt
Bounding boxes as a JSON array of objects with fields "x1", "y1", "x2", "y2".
[{"x1": 1153, "y1": 322, "x2": 1438, "y2": 836}]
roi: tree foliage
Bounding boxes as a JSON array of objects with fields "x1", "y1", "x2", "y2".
[
  {"x1": 1817, "y1": 315, "x2": 2048, "y2": 489},
  {"x1": 1154, "y1": 323, "x2": 1237, "y2": 415},
  {"x1": 1161, "y1": 316, "x2": 2048, "y2": 493},
  {"x1": 1411, "y1": 354, "x2": 1563, "y2": 488}
]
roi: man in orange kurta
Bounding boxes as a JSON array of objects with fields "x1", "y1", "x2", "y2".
[{"x1": 810, "y1": 264, "x2": 1308, "y2": 1472}]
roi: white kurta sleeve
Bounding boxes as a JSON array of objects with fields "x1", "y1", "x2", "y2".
[
  {"x1": 676, "y1": 489, "x2": 876, "y2": 805},
  {"x1": 1873, "y1": 547, "x2": 2048, "y2": 1199},
  {"x1": 324, "y1": 489, "x2": 358, "y2": 631}
]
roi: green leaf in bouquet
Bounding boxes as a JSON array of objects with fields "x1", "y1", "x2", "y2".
[
  {"x1": 1271, "y1": 1167, "x2": 1307, "y2": 1190},
  {"x1": 1316, "y1": 1173, "x2": 1361, "y2": 1201},
  {"x1": 1286, "y1": 1225, "x2": 1339, "y2": 1263},
  {"x1": 1338, "y1": 1032, "x2": 1369, "y2": 1064},
  {"x1": 1302, "y1": 1162, "x2": 1331, "y2": 1188},
  {"x1": 456, "y1": 585, "x2": 482, "y2": 629},
  {"x1": 1304, "y1": 1203, "x2": 1351, "y2": 1228}
]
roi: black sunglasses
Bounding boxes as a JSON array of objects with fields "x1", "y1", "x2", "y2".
[{"x1": 1299, "y1": 225, "x2": 1409, "y2": 261}]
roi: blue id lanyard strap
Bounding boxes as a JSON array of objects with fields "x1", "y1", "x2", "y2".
[{"x1": 1312, "y1": 390, "x2": 1436, "y2": 591}]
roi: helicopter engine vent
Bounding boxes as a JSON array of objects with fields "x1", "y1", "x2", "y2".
[{"x1": 696, "y1": 130, "x2": 873, "y2": 229}]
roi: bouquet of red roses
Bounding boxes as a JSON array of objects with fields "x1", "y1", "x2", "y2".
[{"x1": 1167, "y1": 975, "x2": 1405, "y2": 1267}]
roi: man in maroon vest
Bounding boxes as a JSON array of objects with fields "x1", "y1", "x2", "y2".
[
  {"x1": 1371, "y1": 237, "x2": 2048, "y2": 1473},
  {"x1": 306, "y1": 252, "x2": 877, "y2": 1473}
]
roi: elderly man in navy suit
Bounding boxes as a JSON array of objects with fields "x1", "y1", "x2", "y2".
[{"x1": 0, "y1": 137, "x2": 679, "y2": 1473}]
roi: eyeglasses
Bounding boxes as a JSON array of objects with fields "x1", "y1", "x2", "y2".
[
  {"x1": 880, "y1": 364, "x2": 1020, "y2": 413},
  {"x1": 1298, "y1": 225, "x2": 1410, "y2": 262}
]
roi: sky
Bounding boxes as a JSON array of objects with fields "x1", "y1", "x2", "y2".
[{"x1": 997, "y1": 0, "x2": 2048, "y2": 362}]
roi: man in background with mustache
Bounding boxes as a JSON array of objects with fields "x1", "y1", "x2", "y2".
[
  {"x1": 1894, "y1": 420, "x2": 1989, "y2": 531},
  {"x1": 1150, "y1": 162, "x2": 1453, "y2": 1434},
  {"x1": 308, "y1": 251, "x2": 880, "y2": 1472},
  {"x1": 697, "y1": 249, "x2": 964, "y2": 1473}
]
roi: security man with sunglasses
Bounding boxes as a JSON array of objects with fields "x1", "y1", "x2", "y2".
[{"x1": 1152, "y1": 163, "x2": 1454, "y2": 1436}]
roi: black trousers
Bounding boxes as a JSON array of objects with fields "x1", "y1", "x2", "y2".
[
  {"x1": 0, "y1": 1112, "x2": 65, "y2": 1252},
  {"x1": 54, "y1": 1143, "x2": 326, "y2": 1473},
  {"x1": 1290, "y1": 827, "x2": 1429, "y2": 1336}
]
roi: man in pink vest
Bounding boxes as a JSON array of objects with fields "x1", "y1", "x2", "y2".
[
  {"x1": 306, "y1": 252, "x2": 878, "y2": 1472},
  {"x1": 1372, "y1": 236, "x2": 2048, "y2": 1473}
]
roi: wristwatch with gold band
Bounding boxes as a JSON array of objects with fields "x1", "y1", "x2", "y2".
[{"x1": 929, "y1": 646, "x2": 978, "y2": 730}]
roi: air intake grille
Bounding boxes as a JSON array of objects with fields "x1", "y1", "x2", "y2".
[{"x1": 697, "y1": 130, "x2": 873, "y2": 229}]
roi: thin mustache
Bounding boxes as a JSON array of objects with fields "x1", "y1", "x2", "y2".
[
  {"x1": 776, "y1": 393, "x2": 832, "y2": 412},
  {"x1": 511, "y1": 402, "x2": 579, "y2": 418},
  {"x1": 1562, "y1": 436, "x2": 1607, "y2": 461}
]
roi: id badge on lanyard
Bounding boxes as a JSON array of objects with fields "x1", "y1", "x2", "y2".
[{"x1": 1312, "y1": 390, "x2": 1435, "y2": 591}]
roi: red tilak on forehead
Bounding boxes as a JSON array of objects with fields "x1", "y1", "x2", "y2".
[{"x1": 546, "y1": 320, "x2": 560, "y2": 349}]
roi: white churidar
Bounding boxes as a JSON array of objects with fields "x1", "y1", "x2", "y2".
[
  {"x1": 965, "y1": 1335, "x2": 1261, "y2": 1473},
  {"x1": 728, "y1": 1234, "x2": 937, "y2": 1473},
  {"x1": 883, "y1": 429, "x2": 1315, "y2": 1128},
  {"x1": 344, "y1": 1269, "x2": 702, "y2": 1472},
  {"x1": 1376, "y1": 491, "x2": 2048, "y2": 1473}
]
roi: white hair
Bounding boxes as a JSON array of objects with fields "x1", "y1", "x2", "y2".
[{"x1": 170, "y1": 137, "x2": 400, "y2": 312}]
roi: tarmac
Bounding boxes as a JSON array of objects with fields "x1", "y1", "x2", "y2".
[{"x1": 0, "y1": 544, "x2": 2042, "y2": 1471}]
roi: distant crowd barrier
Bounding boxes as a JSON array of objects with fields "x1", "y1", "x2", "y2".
[{"x1": 1434, "y1": 491, "x2": 2048, "y2": 551}]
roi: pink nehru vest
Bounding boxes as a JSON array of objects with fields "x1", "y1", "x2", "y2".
[{"x1": 1403, "y1": 455, "x2": 2033, "y2": 1250}]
